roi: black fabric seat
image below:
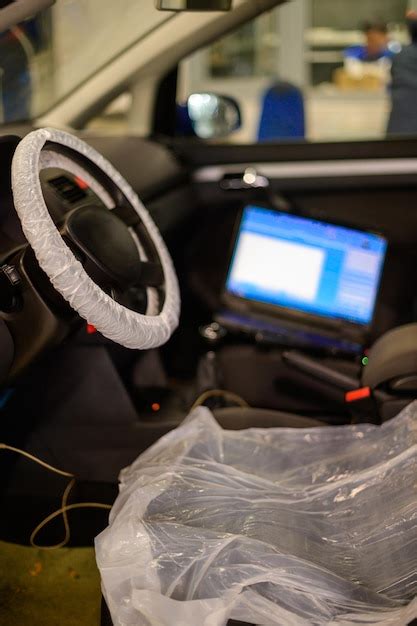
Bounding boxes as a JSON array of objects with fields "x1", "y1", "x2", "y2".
[{"x1": 213, "y1": 407, "x2": 325, "y2": 430}]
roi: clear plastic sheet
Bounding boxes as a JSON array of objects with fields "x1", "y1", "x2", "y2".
[
  {"x1": 96, "y1": 404, "x2": 417, "y2": 626},
  {"x1": 11, "y1": 128, "x2": 180, "y2": 349}
]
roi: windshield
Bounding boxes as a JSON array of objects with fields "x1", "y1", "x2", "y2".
[{"x1": 0, "y1": 0, "x2": 170, "y2": 123}]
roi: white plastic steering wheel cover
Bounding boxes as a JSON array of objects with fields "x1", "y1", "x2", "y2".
[{"x1": 11, "y1": 128, "x2": 180, "y2": 350}]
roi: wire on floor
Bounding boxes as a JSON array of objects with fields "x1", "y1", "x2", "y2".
[
  {"x1": 191, "y1": 389, "x2": 249, "y2": 411},
  {"x1": 0, "y1": 443, "x2": 74, "y2": 478},
  {"x1": 0, "y1": 442, "x2": 112, "y2": 549}
]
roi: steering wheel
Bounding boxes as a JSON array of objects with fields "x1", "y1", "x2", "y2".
[{"x1": 11, "y1": 128, "x2": 180, "y2": 350}]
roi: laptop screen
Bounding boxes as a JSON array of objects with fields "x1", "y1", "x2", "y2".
[{"x1": 225, "y1": 205, "x2": 387, "y2": 326}]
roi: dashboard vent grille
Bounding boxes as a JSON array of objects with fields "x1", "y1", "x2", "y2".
[{"x1": 49, "y1": 175, "x2": 87, "y2": 204}]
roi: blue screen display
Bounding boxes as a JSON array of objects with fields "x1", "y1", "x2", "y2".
[{"x1": 226, "y1": 206, "x2": 387, "y2": 326}]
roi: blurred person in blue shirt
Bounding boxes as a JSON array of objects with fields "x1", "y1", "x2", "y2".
[
  {"x1": 342, "y1": 21, "x2": 395, "y2": 87},
  {"x1": 345, "y1": 21, "x2": 393, "y2": 64}
]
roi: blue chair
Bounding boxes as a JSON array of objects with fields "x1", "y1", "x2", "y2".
[{"x1": 258, "y1": 81, "x2": 305, "y2": 142}]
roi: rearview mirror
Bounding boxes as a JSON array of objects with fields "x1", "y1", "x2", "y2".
[
  {"x1": 156, "y1": 0, "x2": 232, "y2": 11},
  {"x1": 186, "y1": 92, "x2": 241, "y2": 139}
]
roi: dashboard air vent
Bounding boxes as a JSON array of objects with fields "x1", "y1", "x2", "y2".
[{"x1": 48, "y1": 175, "x2": 87, "y2": 205}]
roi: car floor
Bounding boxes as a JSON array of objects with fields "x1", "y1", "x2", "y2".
[{"x1": 0, "y1": 541, "x2": 101, "y2": 626}]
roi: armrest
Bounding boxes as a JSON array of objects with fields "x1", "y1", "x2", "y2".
[{"x1": 282, "y1": 351, "x2": 359, "y2": 391}]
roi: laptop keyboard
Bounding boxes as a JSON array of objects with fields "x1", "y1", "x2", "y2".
[{"x1": 216, "y1": 310, "x2": 363, "y2": 356}]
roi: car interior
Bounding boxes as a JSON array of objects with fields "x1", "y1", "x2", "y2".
[{"x1": 0, "y1": 1, "x2": 416, "y2": 625}]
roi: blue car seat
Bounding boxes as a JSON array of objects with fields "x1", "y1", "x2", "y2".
[{"x1": 258, "y1": 81, "x2": 305, "y2": 142}]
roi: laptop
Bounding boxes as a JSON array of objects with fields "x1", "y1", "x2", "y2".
[{"x1": 217, "y1": 204, "x2": 388, "y2": 356}]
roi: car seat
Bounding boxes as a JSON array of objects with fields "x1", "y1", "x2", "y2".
[{"x1": 258, "y1": 81, "x2": 305, "y2": 142}]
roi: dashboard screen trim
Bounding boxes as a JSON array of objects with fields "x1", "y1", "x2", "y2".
[{"x1": 194, "y1": 158, "x2": 417, "y2": 183}]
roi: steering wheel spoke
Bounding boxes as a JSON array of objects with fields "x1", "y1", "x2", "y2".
[
  {"x1": 111, "y1": 285, "x2": 149, "y2": 315},
  {"x1": 135, "y1": 261, "x2": 164, "y2": 288}
]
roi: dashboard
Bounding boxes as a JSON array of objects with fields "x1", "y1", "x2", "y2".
[{"x1": 0, "y1": 130, "x2": 417, "y2": 381}]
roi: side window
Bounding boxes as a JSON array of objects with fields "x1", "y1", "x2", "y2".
[{"x1": 177, "y1": 0, "x2": 409, "y2": 144}]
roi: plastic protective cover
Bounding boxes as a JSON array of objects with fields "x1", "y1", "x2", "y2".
[
  {"x1": 11, "y1": 128, "x2": 180, "y2": 350},
  {"x1": 96, "y1": 404, "x2": 417, "y2": 626}
]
